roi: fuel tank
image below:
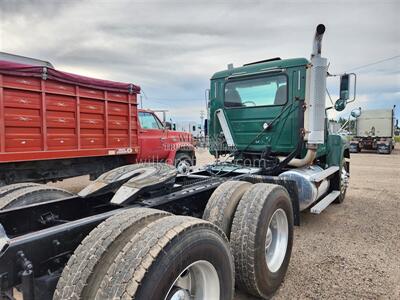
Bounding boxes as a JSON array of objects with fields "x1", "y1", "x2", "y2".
[{"x1": 279, "y1": 165, "x2": 329, "y2": 211}]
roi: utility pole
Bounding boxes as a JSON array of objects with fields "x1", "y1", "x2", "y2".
[
  {"x1": 200, "y1": 110, "x2": 205, "y2": 139},
  {"x1": 200, "y1": 110, "x2": 205, "y2": 127}
]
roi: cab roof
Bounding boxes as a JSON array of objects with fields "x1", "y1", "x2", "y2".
[{"x1": 211, "y1": 57, "x2": 309, "y2": 80}]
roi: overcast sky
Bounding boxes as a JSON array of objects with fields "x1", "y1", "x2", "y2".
[{"x1": 1, "y1": 0, "x2": 399, "y2": 122}]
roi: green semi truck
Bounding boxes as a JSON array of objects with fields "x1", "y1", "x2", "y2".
[
  {"x1": 207, "y1": 24, "x2": 354, "y2": 211},
  {"x1": 0, "y1": 24, "x2": 356, "y2": 300}
]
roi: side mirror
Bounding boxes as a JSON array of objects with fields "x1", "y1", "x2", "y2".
[
  {"x1": 335, "y1": 73, "x2": 357, "y2": 111},
  {"x1": 165, "y1": 121, "x2": 172, "y2": 130},
  {"x1": 351, "y1": 108, "x2": 361, "y2": 118},
  {"x1": 339, "y1": 74, "x2": 350, "y2": 101},
  {"x1": 334, "y1": 99, "x2": 346, "y2": 111}
]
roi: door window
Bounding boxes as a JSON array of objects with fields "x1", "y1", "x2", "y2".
[{"x1": 139, "y1": 112, "x2": 163, "y2": 129}]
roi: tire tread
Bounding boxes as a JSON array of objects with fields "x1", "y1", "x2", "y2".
[
  {"x1": 203, "y1": 180, "x2": 251, "y2": 237},
  {"x1": 97, "y1": 215, "x2": 231, "y2": 299},
  {"x1": 231, "y1": 183, "x2": 292, "y2": 298},
  {"x1": 0, "y1": 185, "x2": 72, "y2": 209},
  {"x1": 54, "y1": 208, "x2": 171, "y2": 300}
]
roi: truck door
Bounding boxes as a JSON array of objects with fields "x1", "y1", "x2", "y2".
[{"x1": 137, "y1": 111, "x2": 169, "y2": 162}]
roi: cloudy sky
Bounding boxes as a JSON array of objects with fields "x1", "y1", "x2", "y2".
[{"x1": 1, "y1": 0, "x2": 399, "y2": 122}]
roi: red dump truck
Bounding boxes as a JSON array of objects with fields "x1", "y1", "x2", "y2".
[{"x1": 0, "y1": 59, "x2": 195, "y2": 186}]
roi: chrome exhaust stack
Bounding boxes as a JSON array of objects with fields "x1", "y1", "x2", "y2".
[
  {"x1": 308, "y1": 23, "x2": 328, "y2": 145},
  {"x1": 286, "y1": 24, "x2": 328, "y2": 167},
  {"x1": 311, "y1": 24, "x2": 326, "y2": 57}
]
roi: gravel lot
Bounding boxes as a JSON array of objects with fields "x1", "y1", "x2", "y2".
[{"x1": 50, "y1": 146, "x2": 400, "y2": 299}]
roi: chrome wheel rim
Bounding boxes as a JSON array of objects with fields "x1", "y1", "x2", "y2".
[
  {"x1": 177, "y1": 160, "x2": 191, "y2": 174},
  {"x1": 341, "y1": 163, "x2": 349, "y2": 194},
  {"x1": 265, "y1": 208, "x2": 288, "y2": 273},
  {"x1": 165, "y1": 260, "x2": 220, "y2": 300}
]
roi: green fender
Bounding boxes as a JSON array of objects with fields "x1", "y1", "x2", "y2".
[
  {"x1": 326, "y1": 134, "x2": 350, "y2": 191},
  {"x1": 327, "y1": 134, "x2": 350, "y2": 168}
]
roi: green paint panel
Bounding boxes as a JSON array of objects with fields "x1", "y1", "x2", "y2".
[
  {"x1": 209, "y1": 57, "x2": 308, "y2": 154},
  {"x1": 327, "y1": 134, "x2": 349, "y2": 167}
]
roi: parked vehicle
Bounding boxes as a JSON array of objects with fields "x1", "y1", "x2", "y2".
[
  {"x1": 0, "y1": 59, "x2": 195, "y2": 186},
  {"x1": 0, "y1": 24, "x2": 356, "y2": 300},
  {"x1": 349, "y1": 107, "x2": 396, "y2": 154},
  {"x1": 137, "y1": 109, "x2": 195, "y2": 172}
]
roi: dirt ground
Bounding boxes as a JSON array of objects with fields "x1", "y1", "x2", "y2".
[{"x1": 50, "y1": 146, "x2": 400, "y2": 299}]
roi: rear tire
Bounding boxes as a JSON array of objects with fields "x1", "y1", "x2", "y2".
[
  {"x1": 203, "y1": 180, "x2": 252, "y2": 238},
  {"x1": 231, "y1": 183, "x2": 293, "y2": 299},
  {"x1": 0, "y1": 182, "x2": 40, "y2": 198},
  {"x1": 0, "y1": 185, "x2": 72, "y2": 210},
  {"x1": 54, "y1": 208, "x2": 171, "y2": 300},
  {"x1": 97, "y1": 216, "x2": 235, "y2": 300}
]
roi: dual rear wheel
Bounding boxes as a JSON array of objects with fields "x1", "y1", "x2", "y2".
[
  {"x1": 55, "y1": 180, "x2": 293, "y2": 300},
  {"x1": 55, "y1": 208, "x2": 234, "y2": 300},
  {"x1": 1, "y1": 179, "x2": 292, "y2": 299},
  {"x1": 203, "y1": 181, "x2": 294, "y2": 299}
]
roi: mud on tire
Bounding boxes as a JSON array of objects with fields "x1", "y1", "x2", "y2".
[
  {"x1": 231, "y1": 183, "x2": 294, "y2": 299},
  {"x1": 54, "y1": 208, "x2": 171, "y2": 300},
  {"x1": 97, "y1": 215, "x2": 235, "y2": 300},
  {"x1": 203, "y1": 180, "x2": 252, "y2": 238}
]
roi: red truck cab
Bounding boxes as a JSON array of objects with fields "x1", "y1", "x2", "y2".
[{"x1": 137, "y1": 109, "x2": 196, "y2": 172}]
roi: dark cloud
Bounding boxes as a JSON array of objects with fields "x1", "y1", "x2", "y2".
[
  {"x1": 0, "y1": 0, "x2": 78, "y2": 19},
  {"x1": 0, "y1": 0, "x2": 399, "y2": 120}
]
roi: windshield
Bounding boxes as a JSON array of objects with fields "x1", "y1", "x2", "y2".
[{"x1": 224, "y1": 75, "x2": 287, "y2": 108}]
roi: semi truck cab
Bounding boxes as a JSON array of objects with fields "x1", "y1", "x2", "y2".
[{"x1": 209, "y1": 57, "x2": 307, "y2": 157}]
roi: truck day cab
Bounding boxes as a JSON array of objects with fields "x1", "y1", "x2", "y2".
[{"x1": 0, "y1": 25, "x2": 356, "y2": 300}]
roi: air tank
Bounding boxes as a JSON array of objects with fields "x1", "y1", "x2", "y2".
[{"x1": 279, "y1": 165, "x2": 329, "y2": 211}]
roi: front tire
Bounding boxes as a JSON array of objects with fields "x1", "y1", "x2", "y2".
[
  {"x1": 335, "y1": 159, "x2": 349, "y2": 204},
  {"x1": 175, "y1": 152, "x2": 194, "y2": 174},
  {"x1": 231, "y1": 183, "x2": 293, "y2": 299}
]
